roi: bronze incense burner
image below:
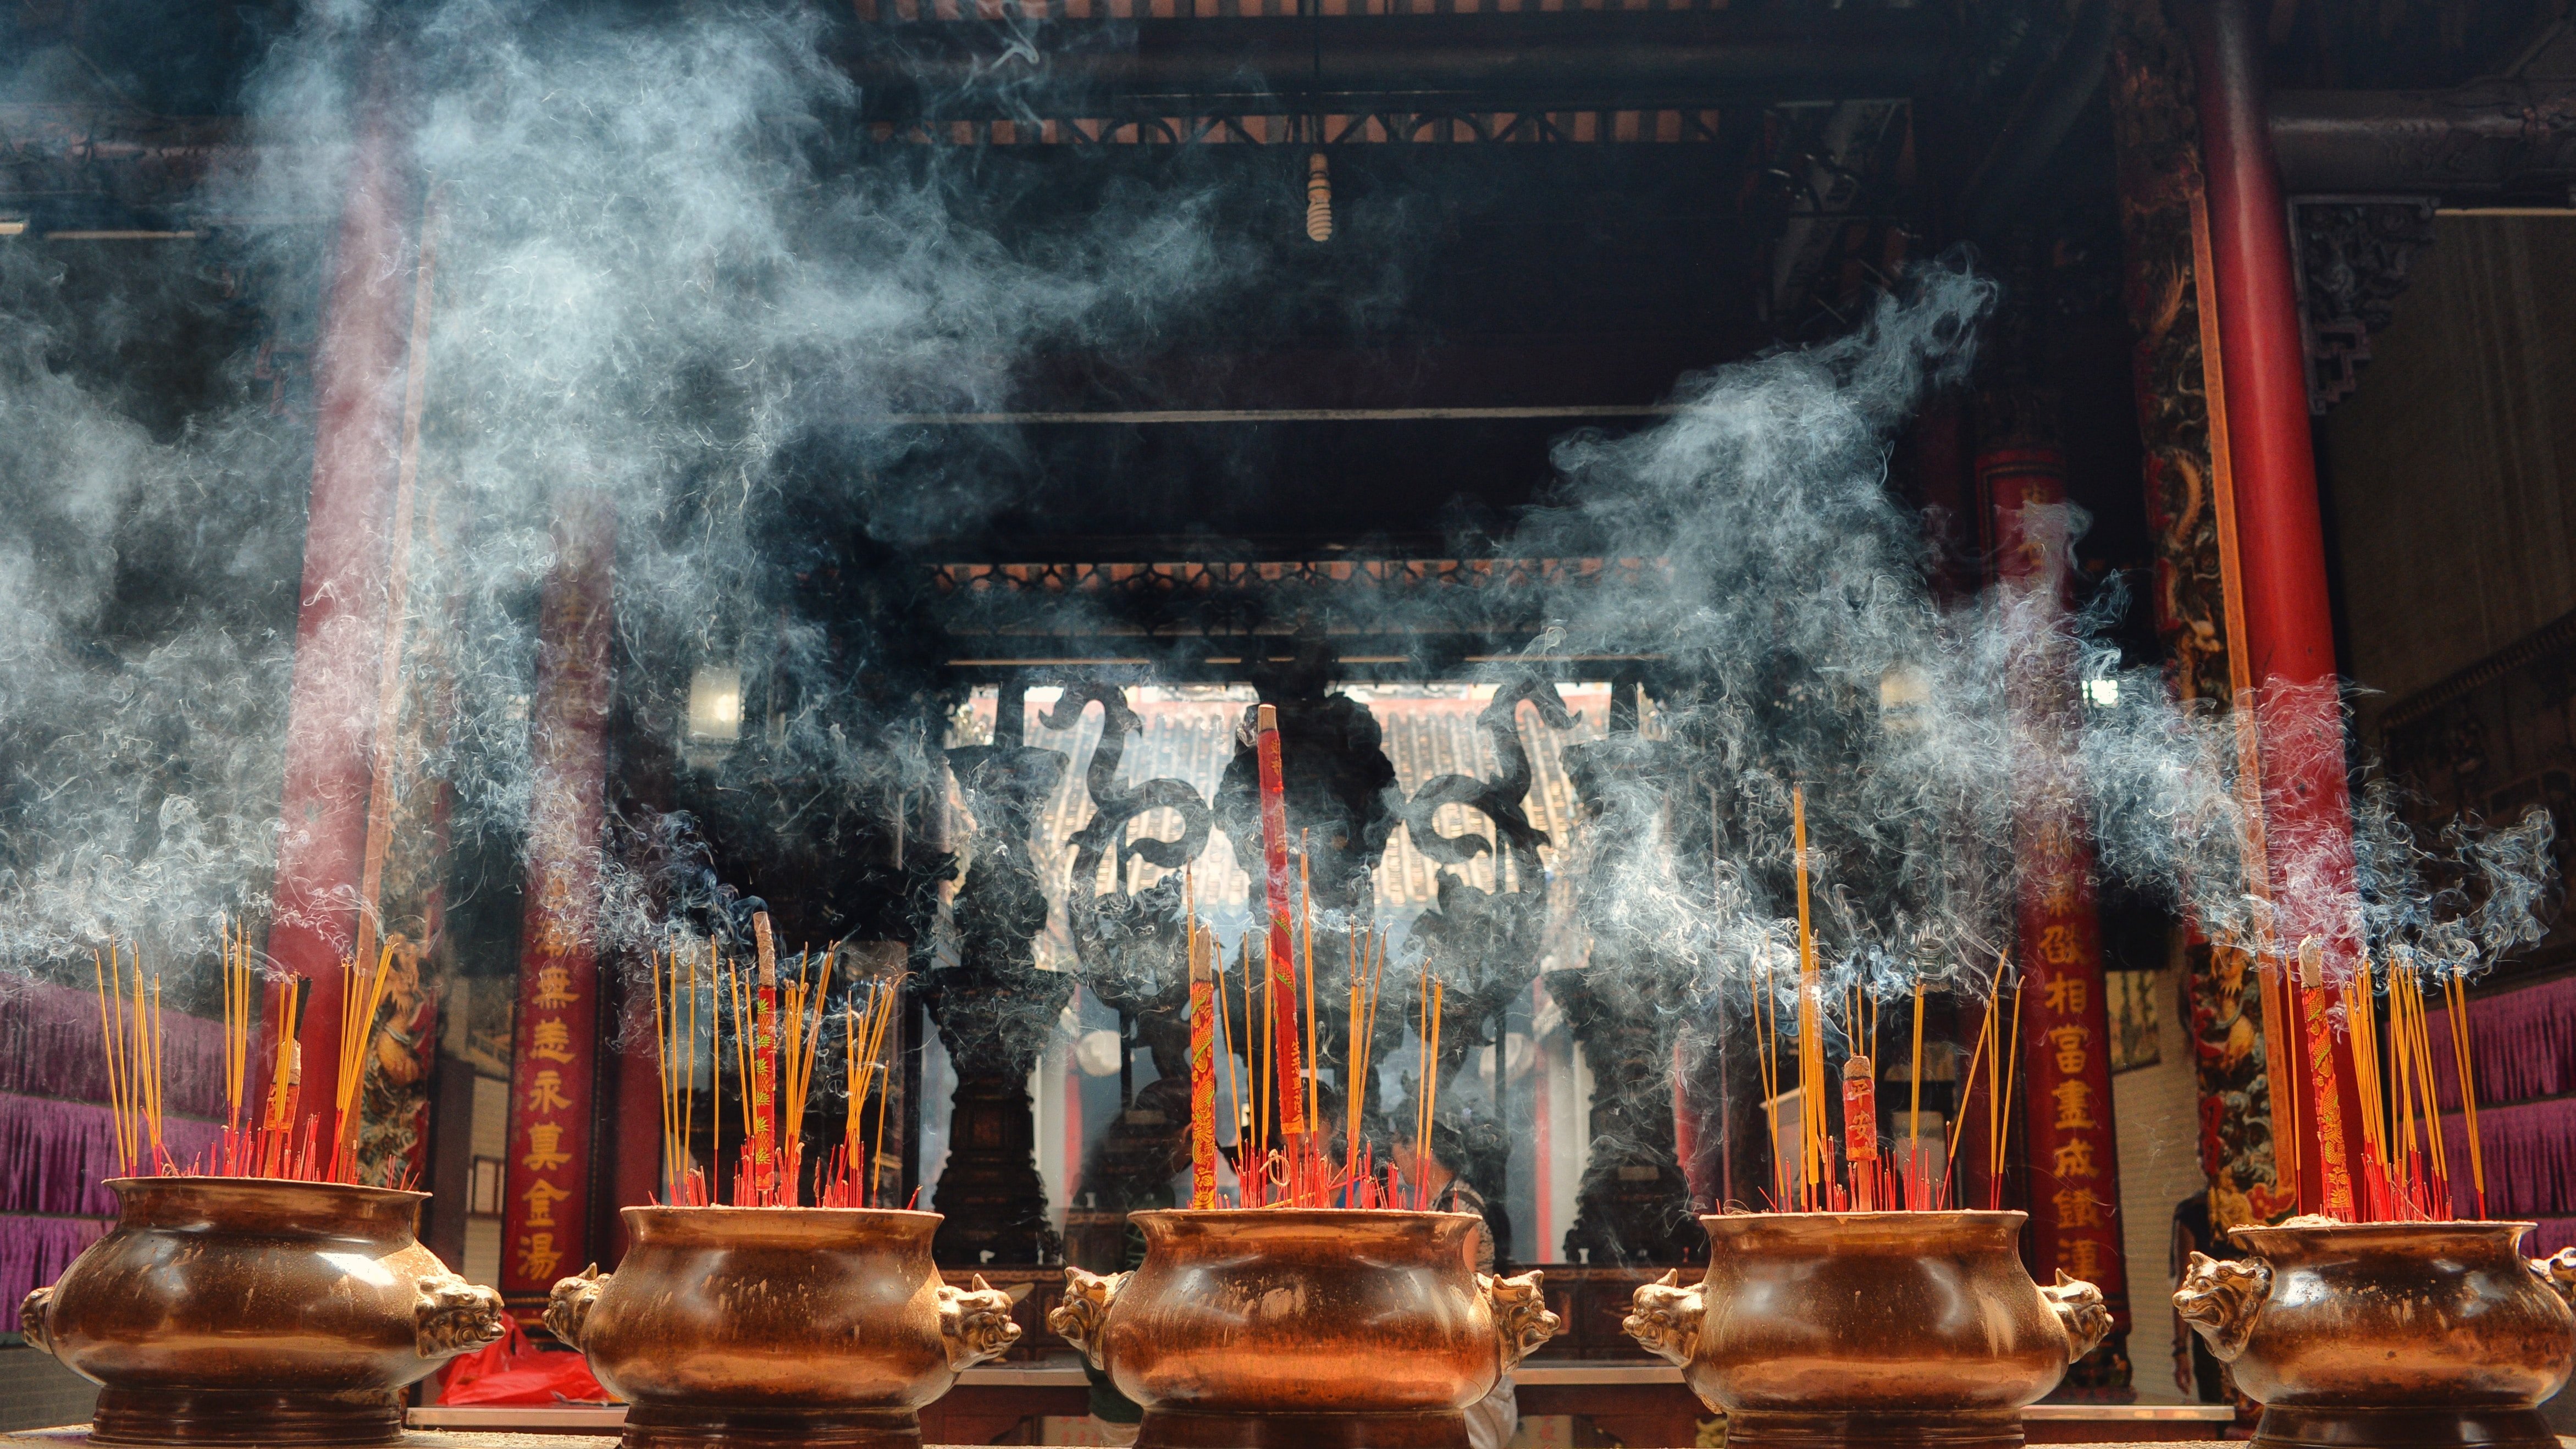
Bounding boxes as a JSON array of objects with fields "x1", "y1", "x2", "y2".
[
  {"x1": 1623, "y1": 1211, "x2": 2110, "y2": 1449},
  {"x1": 1048, "y1": 1208, "x2": 1560, "y2": 1449},
  {"x1": 545, "y1": 1205, "x2": 1019, "y2": 1449},
  {"x1": 2177, "y1": 1219, "x2": 2576, "y2": 1449},
  {"x1": 18, "y1": 1176, "x2": 504, "y2": 1447}
]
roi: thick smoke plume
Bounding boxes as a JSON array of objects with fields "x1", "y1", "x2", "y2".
[
  {"x1": 1, "y1": 0, "x2": 1238, "y2": 977},
  {"x1": 0, "y1": 2, "x2": 2550, "y2": 1102}
]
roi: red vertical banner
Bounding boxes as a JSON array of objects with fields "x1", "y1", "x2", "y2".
[
  {"x1": 1984, "y1": 444, "x2": 2132, "y2": 1352},
  {"x1": 501, "y1": 493, "x2": 616, "y2": 1300},
  {"x1": 2015, "y1": 832, "x2": 2130, "y2": 1328}
]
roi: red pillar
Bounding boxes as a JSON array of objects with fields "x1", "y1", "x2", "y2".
[
  {"x1": 267, "y1": 108, "x2": 415, "y2": 1117},
  {"x1": 610, "y1": 978, "x2": 665, "y2": 1259},
  {"x1": 1982, "y1": 444, "x2": 2132, "y2": 1369},
  {"x1": 500, "y1": 494, "x2": 616, "y2": 1302},
  {"x1": 2186, "y1": 0, "x2": 2367, "y2": 1215}
]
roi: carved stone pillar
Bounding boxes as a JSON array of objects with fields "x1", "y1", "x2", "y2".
[
  {"x1": 1555, "y1": 735, "x2": 1700, "y2": 1268},
  {"x1": 1047, "y1": 681, "x2": 1212, "y2": 1260},
  {"x1": 925, "y1": 740, "x2": 1073, "y2": 1265},
  {"x1": 1405, "y1": 674, "x2": 1573, "y2": 1258}
]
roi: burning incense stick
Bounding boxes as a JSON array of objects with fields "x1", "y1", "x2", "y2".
[
  {"x1": 331, "y1": 941, "x2": 396, "y2": 1182},
  {"x1": 1754, "y1": 944, "x2": 1783, "y2": 1208},
  {"x1": 1252, "y1": 705, "x2": 1308, "y2": 1148},
  {"x1": 869, "y1": 989, "x2": 895, "y2": 1203},
  {"x1": 1945, "y1": 978, "x2": 1991, "y2": 1203},
  {"x1": 1188, "y1": 871, "x2": 1218, "y2": 1209},
  {"x1": 2294, "y1": 937, "x2": 2356, "y2": 1219},
  {"x1": 2445, "y1": 974, "x2": 2484, "y2": 1217},
  {"x1": 1994, "y1": 971, "x2": 2022, "y2": 1210},
  {"x1": 1906, "y1": 979, "x2": 1925, "y2": 1162},
  {"x1": 2247, "y1": 947, "x2": 2297, "y2": 1198},
  {"x1": 1791, "y1": 787, "x2": 1825, "y2": 1209},
  {"x1": 1300, "y1": 838, "x2": 1320, "y2": 1154},
  {"x1": 750, "y1": 914, "x2": 781, "y2": 1197}
]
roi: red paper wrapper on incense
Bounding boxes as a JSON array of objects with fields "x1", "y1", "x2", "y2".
[
  {"x1": 1253, "y1": 704, "x2": 1308, "y2": 1141},
  {"x1": 1842, "y1": 1053, "x2": 1880, "y2": 1209},
  {"x1": 751, "y1": 912, "x2": 781, "y2": 1197},
  {"x1": 1840, "y1": 1055, "x2": 1878, "y2": 1160},
  {"x1": 1189, "y1": 913, "x2": 1218, "y2": 1209},
  {"x1": 2296, "y1": 938, "x2": 2357, "y2": 1220}
]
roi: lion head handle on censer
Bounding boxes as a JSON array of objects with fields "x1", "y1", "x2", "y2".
[
  {"x1": 1048, "y1": 1267, "x2": 1130, "y2": 1371},
  {"x1": 937, "y1": 1274, "x2": 1024, "y2": 1370},
  {"x1": 1622, "y1": 1269, "x2": 1704, "y2": 1367},
  {"x1": 1483, "y1": 1270, "x2": 1562, "y2": 1370},
  {"x1": 2041, "y1": 1270, "x2": 2113, "y2": 1363},
  {"x1": 2529, "y1": 1247, "x2": 2576, "y2": 1306},
  {"x1": 416, "y1": 1271, "x2": 508, "y2": 1359},
  {"x1": 2174, "y1": 1252, "x2": 2273, "y2": 1362},
  {"x1": 545, "y1": 1264, "x2": 609, "y2": 1350},
  {"x1": 18, "y1": 1286, "x2": 55, "y2": 1357}
]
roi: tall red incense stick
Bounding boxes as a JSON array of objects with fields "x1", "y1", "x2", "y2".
[
  {"x1": 1253, "y1": 705, "x2": 1308, "y2": 1148},
  {"x1": 750, "y1": 912, "x2": 781, "y2": 1202},
  {"x1": 2294, "y1": 937, "x2": 2356, "y2": 1219}
]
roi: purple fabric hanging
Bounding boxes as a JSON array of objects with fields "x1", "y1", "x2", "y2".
[
  {"x1": 2425, "y1": 975, "x2": 2576, "y2": 1113},
  {"x1": 0, "y1": 1097, "x2": 227, "y2": 1216},
  {"x1": 0, "y1": 1214, "x2": 109, "y2": 1322},
  {"x1": 0, "y1": 981, "x2": 230, "y2": 1122},
  {"x1": 2442, "y1": 1096, "x2": 2576, "y2": 1219}
]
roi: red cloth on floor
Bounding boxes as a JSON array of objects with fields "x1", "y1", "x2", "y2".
[{"x1": 435, "y1": 1312, "x2": 615, "y2": 1405}]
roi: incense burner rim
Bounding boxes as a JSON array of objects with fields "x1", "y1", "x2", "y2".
[
  {"x1": 103, "y1": 1176, "x2": 430, "y2": 1234},
  {"x1": 1129, "y1": 1207, "x2": 1486, "y2": 1254},
  {"x1": 1699, "y1": 1208, "x2": 2028, "y2": 1248},
  {"x1": 619, "y1": 1203, "x2": 940, "y2": 1245},
  {"x1": 1130, "y1": 1207, "x2": 1483, "y2": 1227},
  {"x1": 106, "y1": 1175, "x2": 428, "y2": 1205},
  {"x1": 2228, "y1": 1219, "x2": 2539, "y2": 1252},
  {"x1": 1700, "y1": 1208, "x2": 2027, "y2": 1225}
]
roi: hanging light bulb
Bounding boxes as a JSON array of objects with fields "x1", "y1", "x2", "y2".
[{"x1": 1304, "y1": 151, "x2": 1333, "y2": 243}]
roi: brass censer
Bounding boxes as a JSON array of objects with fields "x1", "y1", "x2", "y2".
[
  {"x1": 18, "y1": 1177, "x2": 505, "y2": 1447},
  {"x1": 2177, "y1": 1219, "x2": 2576, "y2": 1449},
  {"x1": 1624, "y1": 1210, "x2": 2111, "y2": 1449},
  {"x1": 1049, "y1": 1208, "x2": 1560, "y2": 1449},
  {"x1": 546, "y1": 1205, "x2": 1020, "y2": 1449}
]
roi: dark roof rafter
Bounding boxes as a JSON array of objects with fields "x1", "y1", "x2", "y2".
[{"x1": 830, "y1": 9, "x2": 1953, "y2": 122}]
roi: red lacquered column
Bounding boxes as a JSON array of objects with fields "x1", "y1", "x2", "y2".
[{"x1": 2186, "y1": 0, "x2": 2368, "y2": 1215}]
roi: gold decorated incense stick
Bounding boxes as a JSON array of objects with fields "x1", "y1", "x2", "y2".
[
  {"x1": 1300, "y1": 839, "x2": 1320, "y2": 1152},
  {"x1": 1791, "y1": 787, "x2": 1825, "y2": 1207}
]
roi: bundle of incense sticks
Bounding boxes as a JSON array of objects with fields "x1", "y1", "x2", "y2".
[
  {"x1": 2339, "y1": 949, "x2": 2483, "y2": 1223},
  {"x1": 1746, "y1": 788, "x2": 2000, "y2": 1213},
  {"x1": 328, "y1": 940, "x2": 400, "y2": 1183},
  {"x1": 1184, "y1": 844, "x2": 1416, "y2": 1210},
  {"x1": 823, "y1": 972, "x2": 904, "y2": 1210},
  {"x1": 94, "y1": 943, "x2": 165, "y2": 1177},
  {"x1": 96, "y1": 920, "x2": 402, "y2": 1185},
  {"x1": 649, "y1": 913, "x2": 907, "y2": 1210}
]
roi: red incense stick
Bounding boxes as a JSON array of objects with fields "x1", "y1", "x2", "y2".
[{"x1": 1253, "y1": 704, "x2": 1308, "y2": 1147}]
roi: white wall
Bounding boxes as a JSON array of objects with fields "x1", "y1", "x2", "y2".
[{"x1": 2110, "y1": 958, "x2": 2206, "y2": 1403}]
